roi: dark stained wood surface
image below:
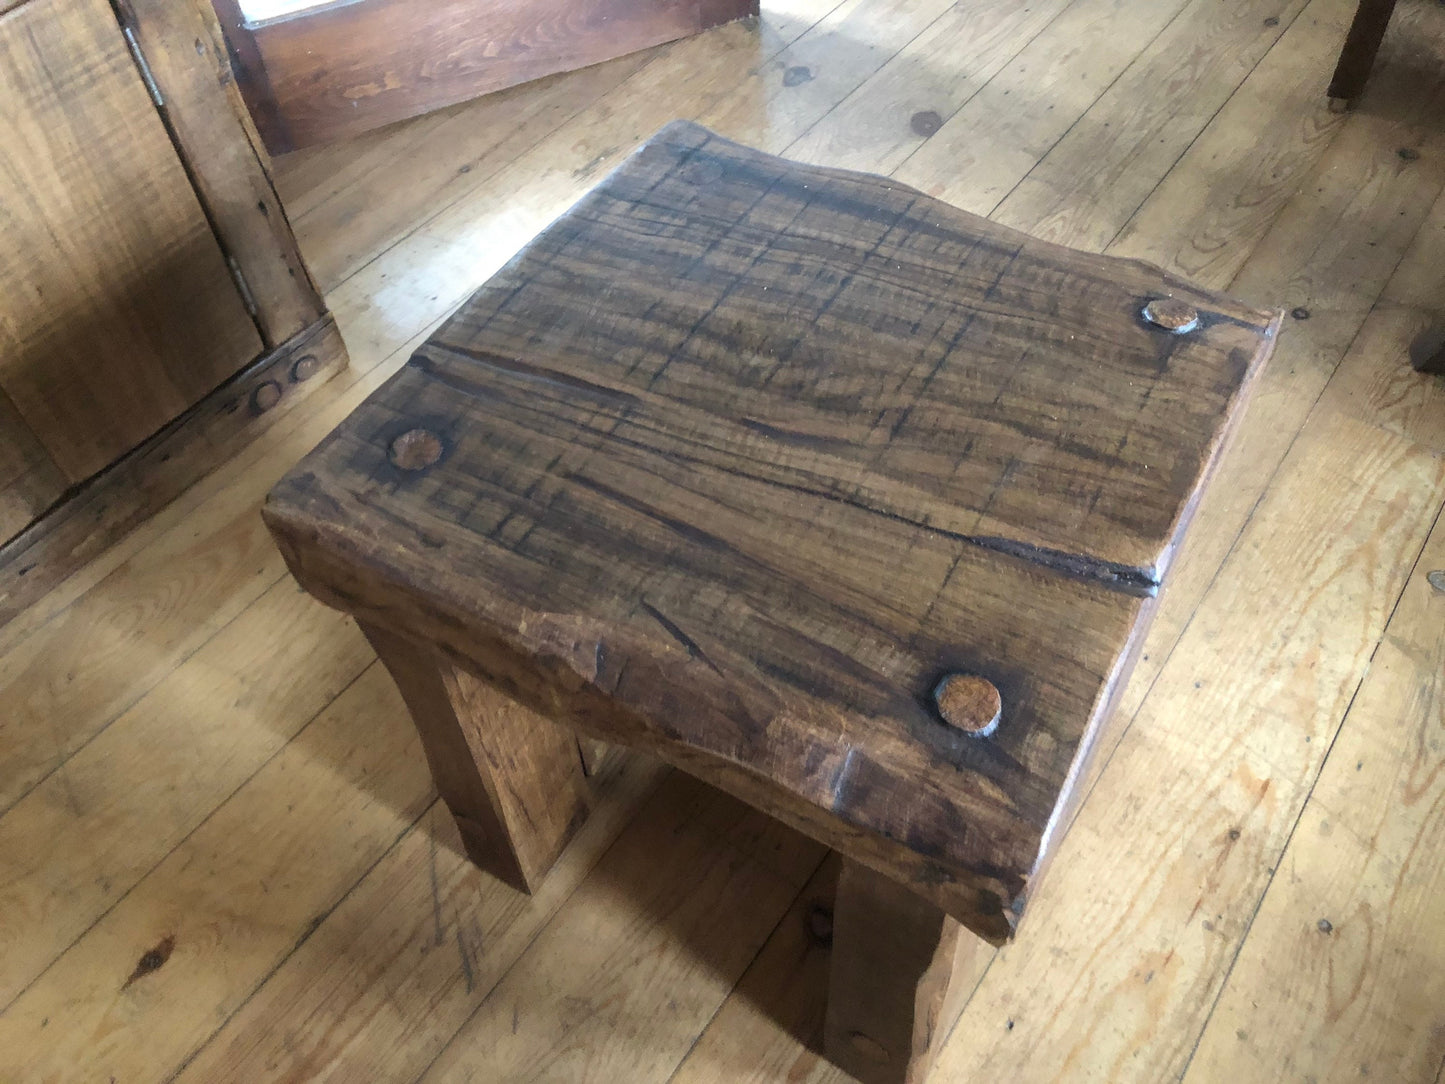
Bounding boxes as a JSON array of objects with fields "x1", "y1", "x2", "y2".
[
  {"x1": 223, "y1": 0, "x2": 760, "y2": 153},
  {"x1": 824, "y1": 858, "x2": 969, "y2": 1084},
  {"x1": 360, "y1": 622, "x2": 593, "y2": 893},
  {"x1": 264, "y1": 121, "x2": 1278, "y2": 942},
  {"x1": 1327, "y1": 0, "x2": 1399, "y2": 107}
]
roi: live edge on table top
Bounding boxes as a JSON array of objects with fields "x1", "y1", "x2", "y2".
[{"x1": 264, "y1": 121, "x2": 1281, "y2": 944}]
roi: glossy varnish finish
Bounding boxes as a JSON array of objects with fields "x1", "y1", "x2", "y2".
[
  {"x1": 264, "y1": 122, "x2": 1278, "y2": 945},
  {"x1": 222, "y1": 0, "x2": 761, "y2": 152}
]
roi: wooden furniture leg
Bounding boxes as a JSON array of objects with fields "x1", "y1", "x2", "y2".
[
  {"x1": 359, "y1": 623, "x2": 592, "y2": 893},
  {"x1": 1327, "y1": 0, "x2": 1399, "y2": 109},
  {"x1": 824, "y1": 859, "x2": 978, "y2": 1084},
  {"x1": 265, "y1": 124, "x2": 1279, "y2": 1084},
  {"x1": 1411, "y1": 324, "x2": 1445, "y2": 375}
]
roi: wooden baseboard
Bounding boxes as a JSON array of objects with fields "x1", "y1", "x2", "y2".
[
  {"x1": 215, "y1": 0, "x2": 761, "y2": 153},
  {"x1": 0, "y1": 315, "x2": 346, "y2": 627}
]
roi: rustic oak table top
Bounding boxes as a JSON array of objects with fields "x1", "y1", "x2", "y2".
[{"x1": 265, "y1": 121, "x2": 1279, "y2": 943}]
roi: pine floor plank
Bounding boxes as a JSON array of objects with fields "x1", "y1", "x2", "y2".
[
  {"x1": 990, "y1": 0, "x2": 1311, "y2": 250},
  {"x1": 276, "y1": 51, "x2": 663, "y2": 292},
  {"x1": 0, "y1": 665, "x2": 433, "y2": 1082},
  {"x1": 0, "y1": 497, "x2": 286, "y2": 813},
  {"x1": 668, "y1": 857, "x2": 846, "y2": 1084},
  {"x1": 0, "y1": 580, "x2": 368, "y2": 1008},
  {"x1": 389, "y1": 0, "x2": 990, "y2": 310},
  {"x1": 891, "y1": 0, "x2": 1190, "y2": 213},
  {"x1": 1108, "y1": 0, "x2": 1354, "y2": 287},
  {"x1": 1323, "y1": 186, "x2": 1445, "y2": 452},
  {"x1": 693, "y1": 0, "x2": 960, "y2": 150},
  {"x1": 1116, "y1": 0, "x2": 1445, "y2": 721},
  {"x1": 276, "y1": 0, "x2": 846, "y2": 293},
  {"x1": 667, "y1": 855, "x2": 997, "y2": 1084},
  {"x1": 417, "y1": 779, "x2": 826, "y2": 1083},
  {"x1": 927, "y1": 401, "x2": 1444, "y2": 1080},
  {"x1": 3, "y1": 1, "x2": 1444, "y2": 1080},
  {"x1": 172, "y1": 756, "x2": 667, "y2": 1083},
  {"x1": 772, "y1": 0, "x2": 1073, "y2": 174},
  {"x1": 1185, "y1": 504, "x2": 1445, "y2": 1084}
]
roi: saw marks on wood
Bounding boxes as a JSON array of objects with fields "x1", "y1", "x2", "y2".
[{"x1": 1, "y1": 0, "x2": 1443, "y2": 1081}]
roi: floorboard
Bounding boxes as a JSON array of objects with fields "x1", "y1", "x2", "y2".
[{"x1": 2, "y1": 0, "x2": 1443, "y2": 1080}]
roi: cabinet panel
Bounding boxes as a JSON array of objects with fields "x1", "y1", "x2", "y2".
[
  {"x1": 0, "y1": 390, "x2": 66, "y2": 544},
  {"x1": 0, "y1": 0, "x2": 263, "y2": 484}
]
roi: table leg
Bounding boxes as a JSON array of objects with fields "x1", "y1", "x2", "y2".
[
  {"x1": 360, "y1": 622, "x2": 592, "y2": 893},
  {"x1": 1411, "y1": 324, "x2": 1445, "y2": 375},
  {"x1": 1327, "y1": 0, "x2": 1399, "y2": 109},
  {"x1": 824, "y1": 858, "x2": 979, "y2": 1084}
]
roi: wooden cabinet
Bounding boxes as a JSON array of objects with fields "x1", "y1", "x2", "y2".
[
  {"x1": 0, "y1": 0, "x2": 262, "y2": 510},
  {"x1": 0, "y1": 0, "x2": 346, "y2": 619}
]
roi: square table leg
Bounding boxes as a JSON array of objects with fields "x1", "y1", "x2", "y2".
[
  {"x1": 360, "y1": 622, "x2": 592, "y2": 893},
  {"x1": 825, "y1": 858, "x2": 983, "y2": 1084},
  {"x1": 1327, "y1": 0, "x2": 1399, "y2": 109}
]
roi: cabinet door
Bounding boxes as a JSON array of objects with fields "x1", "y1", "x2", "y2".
[{"x1": 0, "y1": 0, "x2": 263, "y2": 501}]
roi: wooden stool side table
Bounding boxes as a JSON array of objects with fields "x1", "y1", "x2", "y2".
[{"x1": 265, "y1": 122, "x2": 1279, "y2": 1083}]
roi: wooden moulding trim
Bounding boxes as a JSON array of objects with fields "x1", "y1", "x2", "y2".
[{"x1": 0, "y1": 315, "x2": 347, "y2": 629}]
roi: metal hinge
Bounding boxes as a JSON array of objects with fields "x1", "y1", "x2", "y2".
[
  {"x1": 120, "y1": 23, "x2": 165, "y2": 109},
  {"x1": 227, "y1": 256, "x2": 259, "y2": 318}
]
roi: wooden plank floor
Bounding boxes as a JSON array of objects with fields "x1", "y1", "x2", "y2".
[{"x1": 3, "y1": 1, "x2": 1444, "y2": 1080}]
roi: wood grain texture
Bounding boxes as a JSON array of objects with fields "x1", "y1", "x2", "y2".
[
  {"x1": 360, "y1": 622, "x2": 592, "y2": 892},
  {"x1": 0, "y1": 0, "x2": 261, "y2": 483},
  {"x1": 989, "y1": 0, "x2": 1310, "y2": 252},
  {"x1": 0, "y1": 390, "x2": 65, "y2": 546},
  {"x1": 9, "y1": 0, "x2": 1445, "y2": 1079},
  {"x1": 266, "y1": 122, "x2": 1276, "y2": 942},
  {"x1": 171, "y1": 754, "x2": 666, "y2": 1084},
  {"x1": 275, "y1": 47, "x2": 662, "y2": 292},
  {"x1": 234, "y1": 0, "x2": 761, "y2": 152},
  {"x1": 119, "y1": 0, "x2": 326, "y2": 346},
  {"x1": 1185, "y1": 507, "x2": 1445, "y2": 1084},
  {"x1": 0, "y1": 315, "x2": 344, "y2": 631},
  {"x1": 670, "y1": 855, "x2": 849, "y2": 1084},
  {"x1": 1327, "y1": 0, "x2": 1399, "y2": 104},
  {"x1": 891, "y1": 0, "x2": 1192, "y2": 214},
  {"x1": 0, "y1": 663, "x2": 434, "y2": 1083},
  {"x1": 416, "y1": 774, "x2": 824, "y2": 1083},
  {"x1": 0, "y1": 576, "x2": 370, "y2": 1006},
  {"x1": 785, "y1": 0, "x2": 1077, "y2": 178},
  {"x1": 823, "y1": 859, "x2": 967, "y2": 1084}
]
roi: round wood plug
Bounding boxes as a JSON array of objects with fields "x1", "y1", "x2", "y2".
[
  {"x1": 933, "y1": 673, "x2": 1002, "y2": 737},
  {"x1": 1142, "y1": 297, "x2": 1200, "y2": 334},
  {"x1": 389, "y1": 428, "x2": 444, "y2": 471}
]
